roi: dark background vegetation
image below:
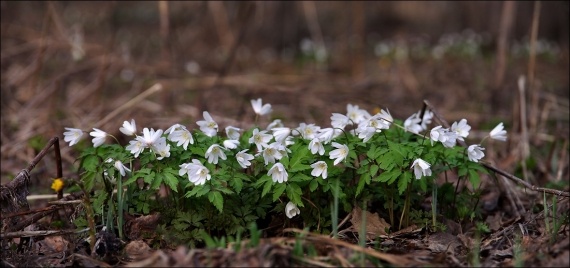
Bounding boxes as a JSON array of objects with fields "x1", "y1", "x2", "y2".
[{"x1": 2, "y1": 0, "x2": 568, "y2": 180}]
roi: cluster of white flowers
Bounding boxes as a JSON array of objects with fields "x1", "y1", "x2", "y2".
[
  {"x1": 404, "y1": 110, "x2": 433, "y2": 134},
  {"x1": 62, "y1": 98, "x2": 507, "y2": 219}
]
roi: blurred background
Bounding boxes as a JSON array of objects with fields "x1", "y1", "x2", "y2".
[{"x1": 1, "y1": 1, "x2": 568, "y2": 186}]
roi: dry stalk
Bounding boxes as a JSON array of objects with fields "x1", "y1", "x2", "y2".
[
  {"x1": 528, "y1": 1, "x2": 541, "y2": 132},
  {"x1": 1, "y1": 227, "x2": 89, "y2": 240},
  {"x1": 93, "y1": 83, "x2": 163, "y2": 128},
  {"x1": 493, "y1": 1, "x2": 516, "y2": 88},
  {"x1": 518, "y1": 76, "x2": 530, "y2": 183},
  {"x1": 284, "y1": 228, "x2": 414, "y2": 266}
]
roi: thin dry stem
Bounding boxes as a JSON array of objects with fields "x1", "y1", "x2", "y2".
[
  {"x1": 93, "y1": 83, "x2": 163, "y2": 128},
  {"x1": 528, "y1": 1, "x2": 542, "y2": 131}
]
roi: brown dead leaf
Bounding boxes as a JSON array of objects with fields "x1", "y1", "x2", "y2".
[
  {"x1": 425, "y1": 232, "x2": 463, "y2": 254},
  {"x1": 350, "y1": 206, "x2": 391, "y2": 240},
  {"x1": 125, "y1": 213, "x2": 161, "y2": 240},
  {"x1": 36, "y1": 236, "x2": 69, "y2": 254},
  {"x1": 485, "y1": 213, "x2": 504, "y2": 231},
  {"x1": 125, "y1": 240, "x2": 152, "y2": 261}
]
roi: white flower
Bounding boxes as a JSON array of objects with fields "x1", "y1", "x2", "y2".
[
  {"x1": 430, "y1": 126, "x2": 447, "y2": 145},
  {"x1": 196, "y1": 111, "x2": 218, "y2": 137},
  {"x1": 114, "y1": 160, "x2": 131, "y2": 176},
  {"x1": 180, "y1": 159, "x2": 211, "y2": 185},
  {"x1": 249, "y1": 128, "x2": 272, "y2": 151},
  {"x1": 151, "y1": 138, "x2": 171, "y2": 160},
  {"x1": 451, "y1": 119, "x2": 471, "y2": 141},
  {"x1": 420, "y1": 110, "x2": 433, "y2": 130},
  {"x1": 165, "y1": 123, "x2": 186, "y2": 135},
  {"x1": 223, "y1": 139, "x2": 240, "y2": 150},
  {"x1": 266, "y1": 119, "x2": 284, "y2": 130},
  {"x1": 411, "y1": 158, "x2": 432, "y2": 180},
  {"x1": 346, "y1": 104, "x2": 369, "y2": 124},
  {"x1": 317, "y1": 128, "x2": 335, "y2": 144},
  {"x1": 269, "y1": 141, "x2": 290, "y2": 158},
  {"x1": 310, "y1": 161, "x2": 328, "y2": 179},
  {"x1": 261, "y1": 144, "x2": 283, "y2": 165},
  {"x1": 268, "y1": 162, "x2": 288, "y2": 183},
  {"x1": 63, "y1": 127, "x2": 83, "y2": 146},
  {"x1": 251, "y1": 98, "x2": 272, "y2": 116},
  {"x1": 489, "y1": 122, "x2": 507, "y2": 141},
  {"x1": 285, "y1": 201, "x2": 300, "y2": 218},
  {"x1": 168, "y1": 128, "x2": 194, "y2": 150},
  {"x1": 430, "y1": 126, "x2": 458, "y2": 148},
  {"x1": 140, "y1": 128, "x2": 163, "y2": 147},
  {"x1": 272, "y1": 127, "x2": 291, "y2": 143},
  {"x1": 440, "y1": 131, "x2": 458, "y2": 148},
  {"x1": 377, "y1": 109, "x2": 393, "y2": 129},
  {"x1": 330, "y1": 113, "x2": 349, "y2": 129},
  {"x1": 467, "y1": 144, "x2": 485, "y2": 162},
  {"x1": 296, "y1": 123, "x2": 320, "y2": 140},
  {"x1": 179, "y1": 162, "x2": 192, "y2": 177},
  {"x1": 329, "y1": 142, "x2": 349, "y2": 166},
  {"x1": 225, "y1": 126, "x2": 241, "y2": 140},
  {"x1": 126, "y1": 139, "x2": 145, "y2": 158},
  {"x1": 205, "y1": 144, "x2": 227, "y2": 164},
  {"x1": 119, "y1": 119, "x2": 137, "y2": 136},
  {"x1": 357, "y1": 126, "x2": 376, "y2": 143},
  {"x1": 404, "y1": 113, "x2": 423, "y2": 134},
  {"x1": 236, "y1": 149, "x2": 254, "y2": 168},
  {"x1": 404, "y1": 110, "x2": 432, "y2": 133},
  {"x1": 308, "y1": 138, "x2": 325, "y2": 155},
  {"x1": 89, "y1": 128, "x2": 108, "y2": 147},
  {"x1": 190, "y1": 162, "x2": 211, "y2": 186}
]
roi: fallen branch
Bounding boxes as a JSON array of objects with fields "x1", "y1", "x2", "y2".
[
  {"x1": 1, "y1": 227, "x2": 89, "y2": 239},
  {"x1": 423, "y1": 99, "x2": 570, "y2": 197}
]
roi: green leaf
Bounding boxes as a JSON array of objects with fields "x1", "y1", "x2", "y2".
[
  {"x1": 290, "y1": 173, "x2": 312, "y2": 182},
  {"x1": 376, "y1": 169, "x2": 400, "y2": 184},
  {"x1": 162, "y1": 171, "x2": 179, "y2": 193},
  {"x1": 366, "y1": 143, "x2": 378, "y2": 159},
  {"x1": 290, "y1": 164, "x2": 311, "y2": 173},
  {"x1": 217, "y1": 186, "x2": 234, "y2": 195},
  {"x1": 82, "y1": 155, "x2": 100, "y2": 172},
  {"x1": 184, "y1": 184, "x2": 211, "y2": 198},
  {"x1": 369, "y1": 164, "x2": 379, "y2": 177},
  {"x1": 309, "y1": 179, "x2": 318, "y2": 192},
  {"x1": 92, "y1": 190, "x2": 108, "y2": 215},
  {"x1": 458, "y1": 166, "x2": 468, "y2": 177},
  {"x1": 356, "y1": 173, "x2": 371, "y2": 197},
  {"x1": 229, "y1": 175, "x2": 243, "y2": 194},
  {"x1": 151, "y1": 172, "x2": 163, "y2": 190},
  {"x1": 387, "y1": 140, "x2": 405, "y2": 157},
  {"x1": 262, "y1": 180, "x2": 273, "y2": 197},
  {"x1": 289, "y1": 146, "x2": 309, "y2": 170},
  {"x1": 272, "y1": 183, "x2": 286, "y2": 201},
  {"x1": 468, "y1": 169, "x2": 481, "y2": 189},
  {"x1": 208, "y1": 191, "x2": 224, "y2": 212},
  {"x1": 286, "y1": 184, "x2": 303, "y2": 207},
  {"x1": 125, "y1": 168, "x2": 151, "y2": 186},
  {"x1": 82, "y1": 171, "x2": 97, "y2": 192},
  {"x1": 398, "y1": 172, "x2": 412, "y2": 195},
  {"x1": 143, "y1": 171, "x2": 155, "y2": 185}
]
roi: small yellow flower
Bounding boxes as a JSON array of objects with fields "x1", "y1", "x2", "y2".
[{"x1": 51, "y1": 178, "x2": 64, "y2": 192}]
